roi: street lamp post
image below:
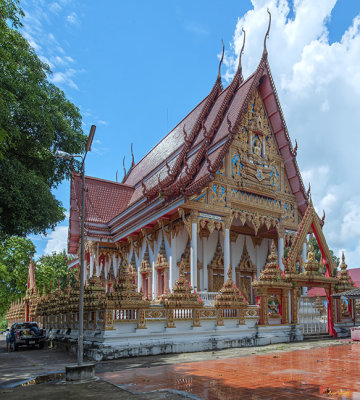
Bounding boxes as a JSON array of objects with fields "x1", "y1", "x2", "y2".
[{"x1": 55, "y1": 124, "x2": 96, "y2": 366}]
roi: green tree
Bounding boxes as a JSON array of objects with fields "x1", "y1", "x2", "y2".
[
  {"x1": 36, "y1": 250, "x2": 75, "y2": 294},
  {"x1": 308, "y1": 235, "x2": 340, "y2": 275},
  {"x1": 0, "y1": 0, "x2": 87, "y2": 238},
  {"x1": 0, "y1": 236, "x2": 35, "y2": 315}
]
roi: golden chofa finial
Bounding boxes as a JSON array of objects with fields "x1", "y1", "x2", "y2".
[
  {"x1": 217, "y1": 40, "x2": 225, "y2": 80},
  {"x1": 263, "y1": 8, "x2": 271, "y2": 56},
  {"x1": 235, "y1": 28, "x2": 246, "y2": 79}
]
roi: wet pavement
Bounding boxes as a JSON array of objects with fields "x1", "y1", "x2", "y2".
[{"x1": 99, "y1": 343, "x2": 360, "y2": 399}]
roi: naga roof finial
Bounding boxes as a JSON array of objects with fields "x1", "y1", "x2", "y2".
[
  {"x1": 141, "y1": 179, "x2": 148, "y2": 197},
  {"x1": 293, "y1": 139, "x2": 298, "y2": 157},
  {"x1": 306, "y1": 182, "x2": 311, "y2": 199},
  {"x1": 236, "y1": 28, "x2": 246, "y2": 78},
  {"x1": 131, "y1": 143, "x2": 135, "y2": 168},
  {"x1": 263, "y1": 8, "x2": 271, "y2": 57},
  {"x1": 217, "y1": 40, "x2": 225, "y2": 80},
  {"x1": 122, "y1": 156, "x2": 126, "y2": 179}
]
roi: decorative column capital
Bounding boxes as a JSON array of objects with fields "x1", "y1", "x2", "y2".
[
  {"x1": 224, "y1": 214, "x2": 234, "y2": 229},
  {"x1": 230, "y1": 231, "x2": 239, "y2": 243},
  {"x1": 278, "y1": 227, "x2": 285, "y2": 238}
]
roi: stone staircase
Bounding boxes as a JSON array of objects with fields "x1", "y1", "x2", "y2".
[{"x1": 303, "y1": 332, "x2": 334, "y2": 341}]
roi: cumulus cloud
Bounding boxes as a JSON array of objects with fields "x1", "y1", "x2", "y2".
[
  {"x1": 225, "y1": 0, "x2": 360, "y2": 266},
  {"x1": 44, "y1": 225, "x2": 68, "y2": 254}
]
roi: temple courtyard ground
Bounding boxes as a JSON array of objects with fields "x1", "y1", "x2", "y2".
[{"x1": 0, "y1": 336, "x2": 359, "y2": 399}]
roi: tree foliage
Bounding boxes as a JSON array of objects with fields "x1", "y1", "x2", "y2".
[
  {"x1": 309, "y1": 235, "x2": 340, "y2": 275},
  {"x1": 36, "y1": 250, "x2": 76, "y2": 294},
  {"x1": 0, "y1": 236, "x2": 75, "y2": 317},
  {"x1": 0, "y1": 0, "x2": 87, "y2": 238},
  {"x1": 0, "y1": 236, "x2": 35, "y2": 315}
]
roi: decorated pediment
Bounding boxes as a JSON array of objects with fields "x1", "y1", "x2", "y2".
[
  {"x1": 188, "y1": 88, "x2": 300, "y2": 232},
  {"x1": 237, "y1": 240, "x2": 257, "y2": 273},
  {"x1": 230, "y1": 89, "x2": 279, "y2": 191},
  {"x1": 209, "y1": 236, "x2": 224, "y2": 268},
  {"x1": 285, "y1": 200, "x2": 335, "y2": 276},
  {"x1": 155, "y1": 239, "x2": 169, "y2": 269},
  {"x1": 140, "y1": 245, "x2": 151, "y2": 274}
]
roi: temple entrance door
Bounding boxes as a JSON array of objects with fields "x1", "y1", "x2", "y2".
[
  {"x1": 298, "y1": 294, "x2": 328, "y2": 335},
  {"x1": 213, "y1": 274, "x2": 224, "y2": 292},
  {"x1": 238, "y1": 275, "x2": 253, "y2": 304},
  {"x1": 157, "y1": 270, "x2": 164, "y2": 297}
]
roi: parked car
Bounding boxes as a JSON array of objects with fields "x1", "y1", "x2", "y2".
[{"x1": 10, "y1": 322, "x2": 47, "y2": 351}]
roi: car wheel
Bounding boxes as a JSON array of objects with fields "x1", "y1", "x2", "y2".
[{"x1": 39, "y1": 343, "x2": 44, "y2": 349}]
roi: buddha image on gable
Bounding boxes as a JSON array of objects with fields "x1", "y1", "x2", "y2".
[{"x1": 252, "y1": 134, "x2": 263, "y2": 158}]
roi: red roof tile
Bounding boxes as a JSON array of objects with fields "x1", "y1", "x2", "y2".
[{"x1": 349, "y1": 268, "x2": 360, "y2": 287}]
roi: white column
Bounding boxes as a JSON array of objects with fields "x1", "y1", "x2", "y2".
[
  {"x1": 202, "y1": 236, "x2": 208, "y2": 291},
  {"x1": 169, "y1": 234, "x2": 177, "y2": 292},
  {"x1": 112, "y1": 253, "x2": 117, "y2": 278},
  {"x1": 137, "y1": 266, "x2": 142, "y2": 292},
  {"x1": 190, "y1": 222, "x2": 198, "y2": 291},
  {"x1": 89, "y1": 254, "x2": 94, "y2": 278},
  {"x1": 152, "y1": 260, "x2": 156, "y2": 299},
  {"x1": 278, "y1": 236, "x2": 284, "y2": 270},
  {"x1": 224, "y1": 228, "x2": 230, "y2": 282},
  {"x1": 230, "y1": 239, "x2": 236, "y2": 282}
]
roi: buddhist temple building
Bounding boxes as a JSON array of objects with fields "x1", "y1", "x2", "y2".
[{"x1": 7, "y1": 14, "x2": 359, "y2": 360}]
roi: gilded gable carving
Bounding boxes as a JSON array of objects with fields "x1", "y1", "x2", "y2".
[{"x1": 187, "y1": 89, "x2": 300, "y2": 232}]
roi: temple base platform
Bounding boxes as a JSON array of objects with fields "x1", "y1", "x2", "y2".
[{"x1": 53, "y1": 324, "x2": 303, "y2": 362}]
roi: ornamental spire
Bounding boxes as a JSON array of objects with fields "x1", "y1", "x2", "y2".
[
  {"x1": 263, "y1": 9, "x2": 271, "y2": 58},
  {"x1": 217, "y1": 40, "x2": 225, "y2": 81},
  {"x1": 235, "y1": 28, "x2": 246, "y2": 81}
]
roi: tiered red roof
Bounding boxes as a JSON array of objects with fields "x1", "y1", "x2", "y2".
[{"x1": 68, "y1": 30, "x2": 308, "y2": 254}]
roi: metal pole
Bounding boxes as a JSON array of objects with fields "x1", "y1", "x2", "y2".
[{"x1": 78, "y1": 157, "x2": 85, "y2": 365}]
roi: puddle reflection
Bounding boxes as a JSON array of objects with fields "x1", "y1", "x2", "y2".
[{"x1": 99, "y1": 344, "x2": 360, "y2": 399}]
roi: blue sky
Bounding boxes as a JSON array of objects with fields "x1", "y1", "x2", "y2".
[{"x1": 22, "y1": 0, "x2": 360, "y2": 267}]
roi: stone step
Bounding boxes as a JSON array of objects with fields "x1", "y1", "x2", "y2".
[{"x1": 303, "y1": 333, "x2": 333, "y2": 341}]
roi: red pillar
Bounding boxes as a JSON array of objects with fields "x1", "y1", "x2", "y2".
[{"x1": 327, "y1": 287, "x2": 336, "y2": 337}]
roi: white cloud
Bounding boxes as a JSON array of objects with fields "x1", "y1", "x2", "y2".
[
  {"x1": 52, "y1": 69, "x2": 78, "y2": 89},
  {"x1": 44, "y1": 225, "x2": 68, "y2": 254},
  {"x1": 97, "y1": 120, "x2": 109, "y2": 126},
  {"x1": 21, "y1": 2, "x2": 82, "y2": 91},
  {"x1": 49, "y1": 2, "x2": 62, "y2": 14},
  {"x1": 225, "y1": 0, "x2": 360, "y2": 267},
  {"x1": 66, "y1": 12, "x2": 79, "y2": 25}
]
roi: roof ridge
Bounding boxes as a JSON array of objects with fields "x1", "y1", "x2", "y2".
[
  {"x1": 123, "y1": 93, "x2": 210, "y2": 186},
  {"x1": 73, "y1": 172, "x2": 134, "y2": 189}
]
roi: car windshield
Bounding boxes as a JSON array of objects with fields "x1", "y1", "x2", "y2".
[{"x1": 15, "y1": 323, "x2": 37, "y2": 329}]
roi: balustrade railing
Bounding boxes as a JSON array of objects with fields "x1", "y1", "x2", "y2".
[
  {"x1": 197, "y1": 292, "x2": 217, "y2": 305},
  {"x1": 173, "y1": 309, "x2": 193, "y2": 319},
  {"x1": 114, "y1": 309, "x2": 137, "y2": 321}
]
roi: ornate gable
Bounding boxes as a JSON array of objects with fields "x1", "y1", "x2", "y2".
[
  {"x1": 286, "y1": 200, "x2": 335, "y2": 276},
  {"x1": 189, "y1": 88, "x2": 300, "y2": 232}
]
